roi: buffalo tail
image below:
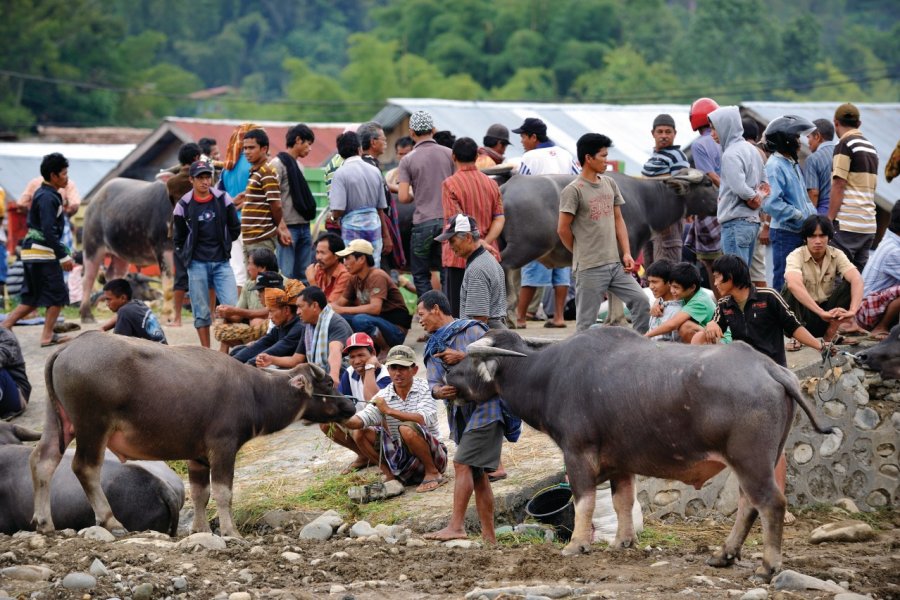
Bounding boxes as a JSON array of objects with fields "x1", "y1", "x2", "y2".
[
  {"x1": 42, "y1": 347, "x2": 67, "y2": 455},
  {"x1": 768, "y1": 361, "x2": 834, "y2": 434}
]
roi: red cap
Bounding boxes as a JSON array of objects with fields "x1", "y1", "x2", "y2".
[{"x1": 343, "y1": 332, "x2": 375, "y2": 355}]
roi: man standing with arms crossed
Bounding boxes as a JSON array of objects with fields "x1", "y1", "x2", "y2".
[{"x1": 240, "y1": 129, "x2": 292, "y2": 267}]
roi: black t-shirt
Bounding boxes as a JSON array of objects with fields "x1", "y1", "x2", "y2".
[
  {"x1": 114, "y1": 300, "x2": 168, "y2": 344},
  {"x1": 712, "y1": 286, "x2": 801, "y2": 367},
  {"x1": 192, "y1": 194, "x2": 227, "y2": 263},
  {"x1": 295, "y1": 313, "x2": 353, "y2": 356}
]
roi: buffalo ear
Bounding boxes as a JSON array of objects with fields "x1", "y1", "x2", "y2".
[
  {"x1": 289, "y1": 374, "x2": 313, "y2": 395},
  {"x1": 664, "y1": 177, "x2": 690, "y2": 195},
  {"x1": 476, "y1": 359, "x2": 499, "y2": 383}
]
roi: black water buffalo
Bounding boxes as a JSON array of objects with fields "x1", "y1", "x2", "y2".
[
  {"x1": 80, "y1": 178, "x2": 174, "y2": 322},
  {"x1": 498, "y1": 169, "x2": 718, "y2": 269},
  {"x1": 446, "y1": 328, "x2": 832, "y2": 582},
  {"x1": 0, "y1": 423, "x2": 184, "y2": 535},
  {"x1": 31, "y1": 332, "x2": 355, "y2": 538},
  {"x1": 856, "y1": 324, "x2": 900, "y2": 379}
]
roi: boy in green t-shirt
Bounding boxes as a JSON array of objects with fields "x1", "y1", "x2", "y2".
[{"x1": 644, "y1": 262, "x2": 715, "y2": 342}]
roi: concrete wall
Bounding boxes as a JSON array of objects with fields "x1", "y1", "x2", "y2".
[{"x1": 636, "y1": 358, "x2": 899, "y2": 519}]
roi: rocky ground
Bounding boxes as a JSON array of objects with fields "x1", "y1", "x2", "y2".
[{"x1": 2, "y1": 311, "x2": 897, "y2": 599}]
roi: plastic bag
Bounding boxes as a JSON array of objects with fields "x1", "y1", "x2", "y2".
[{"x1": 591, "y1": 485, "x2": 644, "y2": 544}]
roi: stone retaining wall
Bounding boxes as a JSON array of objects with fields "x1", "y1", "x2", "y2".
[{"x1": 636, "y1": 357, "x2": 899, "y2": 519}]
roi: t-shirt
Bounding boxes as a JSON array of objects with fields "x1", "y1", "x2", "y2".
[
  {"x1": 342, "y1": 268, "x2": 412, "y2": 329},
  {"x1": 192, "y1": 194, "x2": 228, "y2": 262},
  {"x1": 831, "y1": 129, "x2": 878, "y2": 235},
  {"x1": 682, "y1": 289, "x2": 716, "y2": 326},
  {"x1": 460, "y1": 247, "x2": 506, "y2": 321},
  {"x1": 114, "y1": 300, "x2": 167, "y2": 344},
  {"x1": 559, "y1": 175, "x2": 625, "y2": 271},
  {"x1": 241, "y1": 163, "x2": 281, "y2": 243},
  {"x1": 295, "y1": 314, "x2": 353, "y2": 356},
  {"x1": 397, "y1": 139, "x2": 454, "y2": 224},
  {"x1": 804, "y1": 141, "x2": 834, "y2": 216},
  {"x1": 356, "y1": 378, "x2": 440, "y2": 440},
  {"x1": 518, "y1": 143, "x2": 580, "y2": 175},
  {"x1": 649, "y1": 298, "x2": 684, "y2": 341},
  {"x1": 712, "y1": 286, "x2": 802, "y2": 367},
  {"x1": 641, "y1": 146, "x2": 689, "y2": 177}
]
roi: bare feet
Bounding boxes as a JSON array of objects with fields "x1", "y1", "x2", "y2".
[
  {"x1": 784, "y1": 509, "x2": 796, "y2": 525},
  {"x1": 167, "y1": 319, "x2": 183, "y2": 328},
  {"x1": 423, "y1": 527, "x2": 468, "y2": 541}
]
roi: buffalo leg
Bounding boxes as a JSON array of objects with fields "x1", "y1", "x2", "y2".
[
  {"x1": 561, "y1": 453, "x2": 599, "y2": 555},
  {"x1": 208, "y1": 451, "x2": 240, "y2": 537},
  {"x1": 609, "y1": 474, "x2": 638, "y2": 549},
  {"x1": 30, "y1": 435, "x2": 64, "y2": 533},
  {"x1": 106, "y1": 255, "x2": 129, "y2": 281},
  {"x1": 187, "y1": 459, "x2": 212, "y2": 533},
  {"x1": 160, "y1": 248, "x2": 176, "y2": 323},
  {"x1": 708, "y1": 484, "x2": 757, "y2": 567},
  {"x1": 71, "y1": 442, "x2": 126, "y2": 534},
  {"x1": 80, "y1": 251, "x2": 105, "y2": 322}
]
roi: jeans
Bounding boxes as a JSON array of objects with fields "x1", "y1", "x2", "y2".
[
  {"x1": 187, "y1": 260, "x2": 238, "y2": 328},
  {"x1": 345, "y1": 313, "x2": 407, "y2": 348},
  {"x1": 410, "y1": 219, "x2": 443, "y2": 298},
  {"x1": 770, "y1": 228, "x2": 803, "y2": 292},
  {"x1": 720, "y1": 219, "x2": 759, "y2": 268},
  {"x1": 277, "y1": 223, "x2": 313, "y2": 282}
]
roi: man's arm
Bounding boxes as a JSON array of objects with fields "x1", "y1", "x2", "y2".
[
  {"x1": 332, "y1": 296, "x2": 383, "y2": 316},
  {"x1": 327, "y1": 340, "x2": 344, "y2": 384},
  {"x1": 807, "y1": 188, "x2": 819, "y2": 208},
  {"x1": 784, "y1": 271, "x2": 830, "y2": 317},
  {"x1": 644, "y1": 310, "x2": 692, "y2": 338},
  {"x1": 828, "y1": 177, "x2": 846, "y2": 222},
  {"x1": 257, "y1": 352, "x2": 304, "y2": 369},
  {"x1": 613, "y1": 206, "x2": 634, "y2": 271},
  {"x1": 398, "y1": 182, "x2": 413, "y2": 204},
  {"x1": 557, "y1": 212, "x2": 575, "y2": 253}
]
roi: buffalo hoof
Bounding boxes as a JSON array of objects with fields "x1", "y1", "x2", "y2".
[
  {"x1": 80, "y1": 314, "x2": 96, "y2": 324},
  {"x1": 706, "y1": 552, "x2": 737, "y2": 568},
  {"x1": 32, "y1": 519, "x2": 55, "y2": 535},
  {"x1": 561, "y1": 541, "x2": 590, "y2": 556},
  {"x1": 610, "y1": 537, "x2": 637, "y2": 550},
  {"x1": 749, "y1": 566, "x2": 776, "y2": 584}
]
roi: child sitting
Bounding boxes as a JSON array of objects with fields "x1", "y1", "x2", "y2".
[
  {"x1": 644, "y1": 262, "x2": 716, "y2": 343},
  {"x1": 100, "y1": 278, "x2": 167, "y2": 344},
  {"x1": 645, "y1": 260, "x2": 683, "y2": 342}
]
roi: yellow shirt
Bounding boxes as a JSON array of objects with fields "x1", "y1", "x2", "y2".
[{"x1": 784, "y1": 245, "x2": 855, "y2": 303}]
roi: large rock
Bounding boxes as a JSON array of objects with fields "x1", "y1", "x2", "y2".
[
  {"x1": 740, "y1": 589, "x2": 768, "y2": 600},
  {"x1": 62, "y1": 572, "x2": 96, "y2": 591},
  {"x1": 772, "y1": 569, "x2": 845, "y2": 593},
  {"x1": 0, "y1": 566, "x2": 53, "y2": 581},
  {"x1": 79, "y1": 526, "x2": 116, "y2": 542},
  {"x1": 350, "y1": 521, "x2": 377, "y2": 538},
  {"x1": 809, "y1": 520, "x2": 876, "y2": 544},
  {"x1": 298, "y1": 520, "x2": 333, "y2": 541},
  {"x1": 177, "y1": 532, "x2": 228, "y2": 550}
]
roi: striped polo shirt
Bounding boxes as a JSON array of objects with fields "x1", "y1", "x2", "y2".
[
  {"x1": 440, "y1": 165, "x2": 504, "y2": 269},
  {"x1": 241, "y1": 162, "x2": 281, "y2": 243},
  {"x1": 641, "y1": 145, "x2": 689, "y2": 177},
  {"x1": 832, "y1": 129, "x2": 878, "y2": 235},
  {"x1": 460, "y1": 246, "x2": 507, "y2": 321}
]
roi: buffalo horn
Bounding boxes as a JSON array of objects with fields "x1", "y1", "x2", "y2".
[
  {"x1": 466, "y1": 346, "x2": 527, "y2": 359},
  {"x1": 307, "y1": 362, "x2": 327, "y2": 380},
  {"x1": 671, "y1": 168, "x2": 704, "y2": 183},
  {"x1": 520, "y1": 336, "x2": 554, "y2": 348}
]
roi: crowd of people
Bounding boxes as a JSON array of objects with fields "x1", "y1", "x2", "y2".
[{"x1": 0, "y1": 100, "x2": 897, "y2": 542}]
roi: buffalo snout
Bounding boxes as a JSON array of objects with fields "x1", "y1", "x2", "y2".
[{"x1": 855, "y1": 325, "x2": 900, "y2": 378}]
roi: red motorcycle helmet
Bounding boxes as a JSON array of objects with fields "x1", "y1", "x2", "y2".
[{"x1": 689, "y1": 98, "x2": 720, "y2": 131}]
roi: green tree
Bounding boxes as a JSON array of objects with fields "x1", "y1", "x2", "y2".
[
  {"x1": 491, "y1": 68, "x2": 557, "y2": 101},
  {"x1": 571, "y1": 45, "x2": 679, "y2": 103}
]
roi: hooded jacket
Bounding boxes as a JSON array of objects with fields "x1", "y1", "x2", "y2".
[{"x1": 708, "y1": 106, "x2": 767, "y2": 224}]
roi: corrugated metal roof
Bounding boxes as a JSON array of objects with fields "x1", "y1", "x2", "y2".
[
  {"x1": 742, "y1": 102, "x2": 899, "y2": 210},
  {"x1": 0, "y1": 143, "x2": 135, "y2": 200},
  {"x1": 381, "y1": 98, "x2": 700, "y2": 176}
]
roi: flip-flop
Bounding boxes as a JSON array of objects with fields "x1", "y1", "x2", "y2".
[
  {"x1": 487, "y1": 472, "x2": 508, "y2": 482},
  {"x1": 865, "y1": 331, "x2": 890, "y2": 342},
  {"x1": 416, "y1": 476, "x2": 448, "y2": 493},
  {"x1": 785, "y1": 339, "x2": 802, "y2": 352},
  {"x1": 543, "y1": 321, "x2": 566, "y2": 328},
  {"x1": 831, "y1": 335, "x2": 860, "y2": 346},
  {"x1": 41, "y1": 334, "x2": 71, "y2": 348}
]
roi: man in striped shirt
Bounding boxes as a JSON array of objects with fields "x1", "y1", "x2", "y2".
[
  {"x1": 828, "y1": 103, "x2": 878, "y2": 271},
  {"x1": 240, "y1": 129, "x2": 291, "y2": 266},
  {"x1": 441, "y1": 137, "x2": 505, "y2": 317},
  {"x1": 641, "y1": 113, "x2": 690, "y2": 265}
]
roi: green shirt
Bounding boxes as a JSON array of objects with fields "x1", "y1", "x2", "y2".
[{"x1": 682, "y1": 289, "x2": 716, "y2": 327}]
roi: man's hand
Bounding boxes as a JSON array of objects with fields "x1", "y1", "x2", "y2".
[
  {"x1": 277, "y1": 224, "x2": 292, "y2": 246},
  {"x1": 433, "y1": 385, "x2": 458, "y2": 400},
  {"x1": 704, "y1": 321, "x2": 724, "y2": 344},
  {"x1": 372, "y1": 396, "x2": 389, "y2": 414},
  {"x1": 622, "y1": 253, "x2": 635, "y2": 273},
  {"x1": 256, "y1": 353, "x2": 273, "y2": 368},
  {"x1": 216, "y1": 305, "x2": 237, "y2": 319},
  {"x1": 481, "y1": 240, "x2": 501, "y2": 262},
  {"x1": 61, "y1": 260, "x2": 74, "y2": 272},
  {"x1": 435, "y1": 348, "x2": 465, "y2": 365},
  {"x1": 233, "y1": 192, "x2": 245, "y2": 210},
  {"x1": 649, "y1": 300, "x2": 663, "y2": 318},
  {"x1": 758, "y1": 224, "x2": 770, "y2": 246}
]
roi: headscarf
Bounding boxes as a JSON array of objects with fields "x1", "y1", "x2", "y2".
[
  {"x1": 223, "y1": 122, "x2": 262, "y2": 171},
  {"x1": 264, "y1": 279, "x2": 305, "y2": 309}
]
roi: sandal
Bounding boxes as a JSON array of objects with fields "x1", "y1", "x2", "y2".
[
  {"x1": 416, "y1": 476, "x2": 448, "y2": 493},
  {"x1": 865, "y1": 331, "x2": 890, "y2": 342},
  {"x1": 41, "y1": 333, "x2": 71, "y2": 348},
  {"x1": 785, "y1": 339, "x2": 802, "y2": 352},
  {"x1": 830, "y1": 335, "x2": 860, "y2": 346}
]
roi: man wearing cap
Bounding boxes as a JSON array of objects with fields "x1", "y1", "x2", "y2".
[
  {"x1": 306, "y1": 232, "x2": 351, "y2": 303},
  {"x1": 641, "y1": 113, "x2": 690, "y2": 265},
  {"x1": 329, "y1": 131, "x2": 388, "y2": 269},
  {"x1": 173, "y1": 160, "x2": 242, "y2": 348},
  {"x1": 332, "y1": 239, "x2": 412, "y2": 355},
  {"x1": 475, "y1": 124, "x2": 511, "y2": 170},
  {"x1": 255, "y1": 286, "x2": 352, "y2": 382},
  {"x1": 342, "y1": 344, "x2": 447, "y2": 495},
  {"x1": 441, "y1": 138, "x2": 505, "y2": 317},
  {"x1": 322, "y1": 331, "x2": 392, "y2": 474},
  {"x1": 214, "y1": 248, "x2": 282, "y2": 353},
  {"x1": 829, "y1": 103, "x2": 879, "y2": 271},
  {"x1": 513, "y1": 117, "x2": 579, "y2": 329},
  {"x1": 438, "y1": 215, "x2": 507, "y2": 328},
  {"x1": 398, "y1": 110, "x2": 455, "y2": 298},
  {"x1": 166, "y1": 143, "x2": 203, "y2": 327},
  {"x1": 231, "y1": 280, "x2": 305, "y2": 365}
]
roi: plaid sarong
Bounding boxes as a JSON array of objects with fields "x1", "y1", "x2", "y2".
[
  {"x1": 374, "y1": 423, "x2": 447, "y2": 485},
  {"x1": 856, "y1": 284, "x2": 900, "y2": 329}
]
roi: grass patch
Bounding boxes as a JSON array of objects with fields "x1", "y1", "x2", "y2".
[
  {"x1": 166, "y1": 460, "x2": 189, "y2": 477},
  {"x1": 638, "y1": 526, "x2": 683, "y2": 548}
]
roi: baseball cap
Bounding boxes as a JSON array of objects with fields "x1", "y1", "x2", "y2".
[
  {"x1": 343, "y1": 332, "x2": 375, "y2": 355},
  {"x1": 384, "y1": 345, "x2": 416, "y2": 367},
  {"x1": 486, "y1": 123, "x2": 511, "y2": 144},
  {"x1": 189, "y1": 160, "x2": 214, "y2": 177},
  {"x1": 652, "y1": 114, "x2": 676, "y2": 129},
  {"x1": 255, "y1": 271, "x2": 284, "y2": 290},
  {"x1": 436, "y1": 214, "x2": 478, "y2": 242},
  {"x1": 834, "y1": 103, "x2": 860, "y2": 122},
  {"x1": 335, "y1": 239, "x2": 374, "y2": 257},
  {"x1": 511, "y1": 117, "x2": 547, "y2": 137},
  {"x1": 409, "y1": 110, "x2": 434, "y2": 133}
]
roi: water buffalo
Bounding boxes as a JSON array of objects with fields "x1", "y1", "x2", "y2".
[
  {"x1": 498, "y1": 168, "x2": 718, "y2": 269},
  {"x1": 856, "y1": 324, "x2": 900, "y2": 379},
  {"x1": 31, "y1": 332, "x2": 355, "y2": 538},
  {"x1": 80, "y1": 178, "x2": 174, "y2": 322},
  {"x1": 0, "y1": 423, "x2": 184, "y2": 535},
  {"x1": 446, "y1": 328, "x2": 832, "y2": 582}
]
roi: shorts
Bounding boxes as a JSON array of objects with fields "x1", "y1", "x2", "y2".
[
  {"x1": 521, "y1": 261, "x2": 571, "y2": 287},
  {"x1": 375, "y1": 422, "x2": 448, "y2": 485},
  {"x1": 453, "y1": 418, "x2": 503, "y2": 475},
  {"x1": 21, "y1": 261, "x2": 69, "y2": 307}
]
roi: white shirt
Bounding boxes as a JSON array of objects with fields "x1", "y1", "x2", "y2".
[{"x1": 356, "y1": 378, "x2": 440, "y2": 440}]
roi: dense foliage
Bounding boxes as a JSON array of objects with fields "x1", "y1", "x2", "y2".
[{"x1": 1, "y1": 0, "x2": 897, "y2": 130}]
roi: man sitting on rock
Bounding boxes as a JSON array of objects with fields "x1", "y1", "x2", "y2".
[{"x1": 341, "y1": 345, "x2": 447, "y2": 497}]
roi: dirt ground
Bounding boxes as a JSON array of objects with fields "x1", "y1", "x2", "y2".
[{"x1": 3, "y1": 312, "x2": 898, "y2": 599}]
